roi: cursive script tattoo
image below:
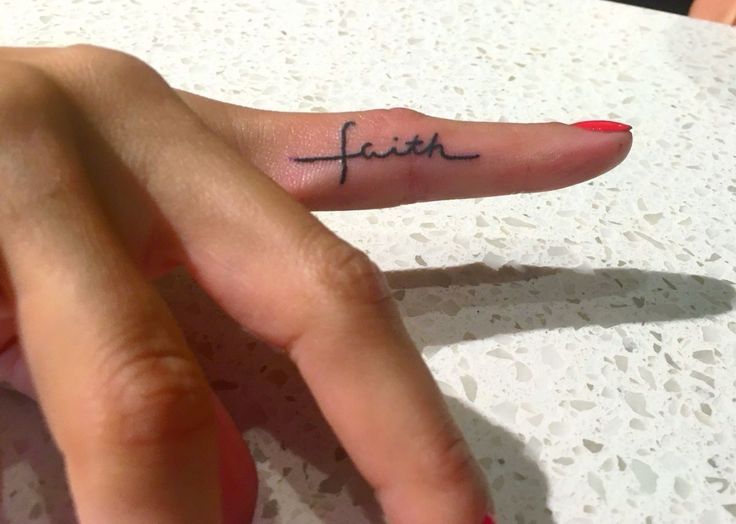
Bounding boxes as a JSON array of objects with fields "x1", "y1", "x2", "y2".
[{"x1": 291, "y1": 121, "x2": 480, "y2": 184}]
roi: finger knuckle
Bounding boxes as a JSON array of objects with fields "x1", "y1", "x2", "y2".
[
  {"x1": 302, "y1": 224, "x2": 386, "y2": 304},
  {"x1": 377, "y1": 107, "x2": 425, "y2": 126},
  {"x1": 63, "y1": 44, "x2": 152, "y2": 77},
  {"x1": 88, "y1": 320, "x2": 213, "y2": 447},
  {"x1": 60, "y1": 44, "x2": 168, "y2": 96}
]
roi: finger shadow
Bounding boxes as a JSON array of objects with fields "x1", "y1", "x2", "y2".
[
  {"x1": 444, "y1": 396, "x2": 554, "y2": 524},
  {"x1": 156, "y1": 268, "x2": 554, "y2": 523},
  {"x1": 383, "y1": 263, "x2": 734, "y2": 349},
  {"x1": 0, "y1": 388, "x2": 75, "y2": 523}
]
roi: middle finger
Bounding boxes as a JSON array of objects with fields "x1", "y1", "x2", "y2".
[{"x1": 66, "y1": 54, "x2": 491, "y2": 523}]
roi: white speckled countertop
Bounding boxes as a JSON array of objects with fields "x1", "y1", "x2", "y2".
[{"x1": 1, "y1": 1, "x2": 735, "y2": 523}]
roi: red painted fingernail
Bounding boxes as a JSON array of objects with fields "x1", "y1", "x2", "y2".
[
  {"x1": 482, "y1": 515, "x2": 496, "y2": 524},
  {"x1": 571, "y1": 120, "x2": 632, "y2": 132}
]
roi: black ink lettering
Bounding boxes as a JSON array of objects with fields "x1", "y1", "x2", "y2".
[
  {"x1": 291, "y1": 120, "x2": 480, "y2": 185},
  {"x1": 338, "y1": 120, "x2": 352, "y2": 184},
  {"x1": 403, "y1": 135, "x2": 424, "y2": 155},
  {"x1": 359, "y1": 142, "x2": 374, "y2": 157}
]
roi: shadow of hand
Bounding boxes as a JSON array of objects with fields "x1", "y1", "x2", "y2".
[
  {"x1": 6, "y1": 261, "x2": 725, "y2": 523},
  {"x1": 385, "y1": 263, "x2": 734, "y2": 348}
]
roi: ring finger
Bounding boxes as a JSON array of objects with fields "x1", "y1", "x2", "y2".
[{"x1": 0, "y1": 63, "x2": 222, "y2": 523}]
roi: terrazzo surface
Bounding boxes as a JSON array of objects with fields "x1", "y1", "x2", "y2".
[{"x1": 1, "y1": 0, "x2": 735, "y2": 522}]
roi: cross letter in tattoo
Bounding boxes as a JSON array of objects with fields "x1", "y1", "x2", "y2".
[{"x1": 291, "y1": 121, "x2": 480, "y2": 185}]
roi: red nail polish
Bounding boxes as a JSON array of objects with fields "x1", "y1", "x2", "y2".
[
  {"x1": 482, "y1": 515, "x2": 496, "y2": 524},
  {"x1": 571, "y1": 120, "x2": 632, "y2": 132}
]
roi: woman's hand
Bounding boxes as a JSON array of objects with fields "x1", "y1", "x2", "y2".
[
  {"x1": 0, "y1": 45, "x2": 632, "y2": 524},
  {"x1": 689, "y1": 0, "x2": 736, "y2": 24}
]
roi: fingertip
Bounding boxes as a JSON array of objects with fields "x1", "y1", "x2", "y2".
[{"x1": 530, "y1": 119, "x2": 633, "y2": 191}]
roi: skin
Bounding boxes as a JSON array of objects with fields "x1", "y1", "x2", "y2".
[
  {"x1": 689, "y1": 0, "x2": 736, "y2": 24},
  {"x1": 0, "y1": 45, "x2": 632, "y2": 524}
]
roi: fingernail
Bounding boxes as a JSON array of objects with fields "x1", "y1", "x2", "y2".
[
  {"x1": 571, "y1": 120, "x2": 632, "y2": 132},
  {"x1": 482, "y1": 515, "x2": 496, "y2": 524}
]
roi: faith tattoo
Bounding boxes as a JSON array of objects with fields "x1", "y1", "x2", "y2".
[{"x1": 291, "y1": 121, "x2": 480, "y2": 185}]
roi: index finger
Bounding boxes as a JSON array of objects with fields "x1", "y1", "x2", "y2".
[
  {"x1": 177, "y1": 91, "x2": 632, "y2": 210},
  {"x1": 103, "y1": 89, "x2": 492, "y2": 522}
]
